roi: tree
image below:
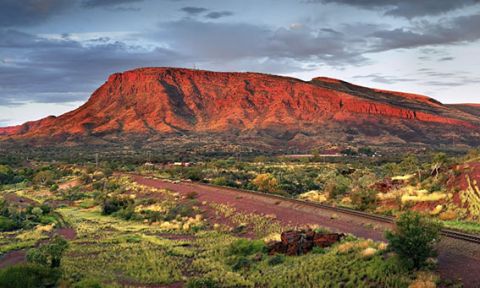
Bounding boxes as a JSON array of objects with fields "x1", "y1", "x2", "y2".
[
  {"x1": 27, "y1": 235, "x2": 68, "y2": 268},
  {"x1": 385, "y1": 211, "x2": 442, "y2": 270},
  {"x1": 431, "y1": 152, "x2": 447, "y2": 179},
  {"x1": 400, "y1": 154, "x2": 422, "y2": 181},
  {"x1": 324, "y1": 175, "x2": 351, "y2": 200},
  {"x1": 252, "y1": 173, "x2": 279, "y2": 193},
  {"x1": 358, "y1": 147, "x2": 374, "y2": 157},
  {"x1": 0, "y1": 165, "x2": 14, "y2": 185},
  {"x1": 0, "y1": 263, "x2": 60, "y2": 288},
  {"x1": 33, "y1": 171, "x2": 55, "y2": 186},
  {"x1": 351, "y1": 188, "x2": 377, "y2": 211}
]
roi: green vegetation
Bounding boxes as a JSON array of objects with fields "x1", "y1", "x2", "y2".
[
  {"x1": 0, "y1": 263, "x2": 60, "y2": 288},
  {"x1": 0, "y1": 197, "x2": 59, "y2": 232},
  {"x1": 191, "y1": 232, "x2": 414, "y2": 287},
  {"x1": 27, "y1": 235, "x2": 68, "y2": 268},
  {"x1": 1, "y1": 148, "x2": 477, "y2": 286},
  {"x1": 386, "y1": 211, "x2": 442, "y2": 270}
]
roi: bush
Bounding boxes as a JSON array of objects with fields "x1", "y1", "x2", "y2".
[
  {"x1": 27, "y1": 235, "x2": 69, "y2": 268},
  {"x1": 351, "y1": 188, "x2": 377, "y2": 211},
  {"x1": 165, "y1": 202, "x2": 195, "y2": 221},
  {"x1": 252, "y1": 173, "x2": 279, "y2": 193},
  {"x1": 227, "y1": 239, "x2": 266, "y2": 257},
  {"x1": 385, "y1": 211, "x2": 442, "y2": 270},
  {"x1": 0, "y1": 263, "x2": 60, "y2": 288},
  {"x1": 0, "y1": 215, "x2": 19, "y2": 231},
  {"x1": 187, "y1": 277, "x2": 219, "y2": 288},
  {"x1": 102, "y1": 197, "x2": 133, "y2": 215},
  {"x1": 72, "y1": 278, "x2": 103, "y2": 288},
  {"x1": 311, "y1": 246, "x2": 327, "y2": 254},
  {"x1": 268, "y1": 254, "x2": 285, "y2": 266},
  {"x1": 325, "y1": 175, "x2": 351, "y2": 199},
  {"x1": 230, "y1": 256, "x2": 252, "y2": 271},
  {"x1": 184, "y1": 168, "x2": 204, "y2": 181},
  {"x1": 33, "y1": 170, "x2": 56, "y2": 186}
]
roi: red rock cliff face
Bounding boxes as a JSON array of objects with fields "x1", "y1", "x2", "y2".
[{"x1": 0, "y1": 67, "x2": 479, "y2": 146}]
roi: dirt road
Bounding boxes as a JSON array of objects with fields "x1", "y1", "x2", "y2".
[{"x1": 131, "y1": 175, "x2": 480, "y2": 287}]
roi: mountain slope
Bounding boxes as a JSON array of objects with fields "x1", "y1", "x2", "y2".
[
  {"x1": 448, "y1": 104, "x2": 480, "y2": 118},
  {"x1": 1, "y1": 67, "x2": 479, "y2": 150}
]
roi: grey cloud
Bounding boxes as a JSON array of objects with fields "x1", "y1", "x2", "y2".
[
  {"x1": 153, "y1": 19, "x2": 369, "y2": 66},
  {"x1": 370, "y1": 14, "x2": 480, "y2": 51},
  {"x1": 0, "y1": 18, "x2": 375, "y2": 106},
  {"x1": 0, "y1": 30, "x2": 183, "y2": 105},
  {"x1": 81, "y1": 0, "x2": 143, "y2": 8},
  {"x1": 180, "y1": 6, "x2": 208, "y2": 15},
  {"x1": 439, "y1": 57, "x2": 454, "y2": 61},
  {"x1": 353, "y1": 70, "x2": 480, "y2": 88},
  {"x1": 0, "y1": 0, "x2": 71, "y2": 27},
  {"x1": 205, "y1": 11, "x2": 234, "y2": 19},
  {"x1": 353, "y1": 74, "x2": 416, "y2": 84},
  {"x1": 308, "y1": 0, "x2": 479, "y2": 18}
]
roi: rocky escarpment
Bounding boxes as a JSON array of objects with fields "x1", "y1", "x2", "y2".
[{"x1": 1, "y1": 67, "x2": 479, "y2": 150}]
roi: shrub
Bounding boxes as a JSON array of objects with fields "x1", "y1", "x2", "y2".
[
  {"x1": 385, "y1": 211, "x2": 442, "y2": 270},
  {"x1": 31, "y1": 207, "x2": 44, "y2": 217},
  {"x1": 0, "y1": 215, "x2": 19, "y2": 231},
  {"x1": 33, "y1": 170, "x2": 55, "y2": 186},
  {"x1": 185, "y1": 168, "x2": 204, "y2": 181},
  {"x1": 113, "y1": 205, "x2": 136, "y2": 221},
  {"x1": 351, "y1": 188, "x2": 377, "y2": 211},
  {"x1": 230, "y1": 256, "x2": 252, "y2": 271},
  {"x1": 252, "y1": 173, "x2": 279, "y2": 193},
  {"x1": 27, "y1": 235, "x2": 69, "y2": 268},
  {"x1": 268, "y1": 254, "x2": 285, "y2": 266},
  {"x1": 0, "y1": 263, "x2": 60, "y2": 288},
  {"x1": 311, "y1": 246, "x2": 327, "y2": 254},
  {"x1": 325, "y1": 175, "x2": 351, "y2": 199},
  {"x1": 211, "y1": 177, "x2": 230, "y2": 186},
  {"x1": 187, "y1": 278, "x2": 219, "y2": 288},
  {"x1": 102, "y1": 197, "x2": 133, "y2": 215},
  {"x1": 165, "y1": 202, "x2": 195, "y2": 220},
  {"x1": 227, "y1": 239, "x2": 266, "y2": 257},
  {"x1": 72, "y1": 278, "x2": 103, "y2": 288}
]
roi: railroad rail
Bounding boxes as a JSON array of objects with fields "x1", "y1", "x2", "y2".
[{"x1": 178, "y1": 179, "x2": 480, "y2": 244}]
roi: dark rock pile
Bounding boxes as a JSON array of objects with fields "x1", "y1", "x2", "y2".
[{"x1": 267, "y1": 229, "x2": 344, "y2": 256}]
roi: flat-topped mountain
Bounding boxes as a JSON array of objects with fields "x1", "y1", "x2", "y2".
[{"x1": 1, "y1": 67, "x2": 479, "y2": 151}]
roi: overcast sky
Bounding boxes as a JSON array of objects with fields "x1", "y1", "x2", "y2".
[{"x1": 1, "y1": 0, "x2": 480, "y2": 126}]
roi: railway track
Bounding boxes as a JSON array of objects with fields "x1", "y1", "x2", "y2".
[{"x1": 180, "y1": 179, "x2": 480, "y2": 244}]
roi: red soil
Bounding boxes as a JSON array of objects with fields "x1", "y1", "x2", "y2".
[
  {"x1": 450, "y1": 162, "x2": 480, "y2": 191},
  {"x1": 56, "y1": 227, "x2": 77, "y2": 240},
  {"x1": 58, "y1": 178, "x2": 81, "y2": 190},
  {"x1": 0, "y1": 250, "x2": 26, "y2": 269},
  {"x1": 131, "y1": 175, "x2": 390, "y2": 241}
]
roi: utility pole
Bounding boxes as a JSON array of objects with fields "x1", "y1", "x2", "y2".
[{"x1": 95, "y1": 153, "x2": 99, "y2": 168}]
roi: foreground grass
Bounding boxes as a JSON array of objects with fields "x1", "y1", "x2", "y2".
[
  {"x1": 59, "y1": 207, "x2": 189, "y2": 286},
  {"x1": 57, "y1": 204, "x2": 422, "y2": 288},
  {"x1": 191, "y1": 231, "x2": 414, "y2": 288},
  {"x1": 0, "y1": 172, "x2": 438, "y2": 287}
]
